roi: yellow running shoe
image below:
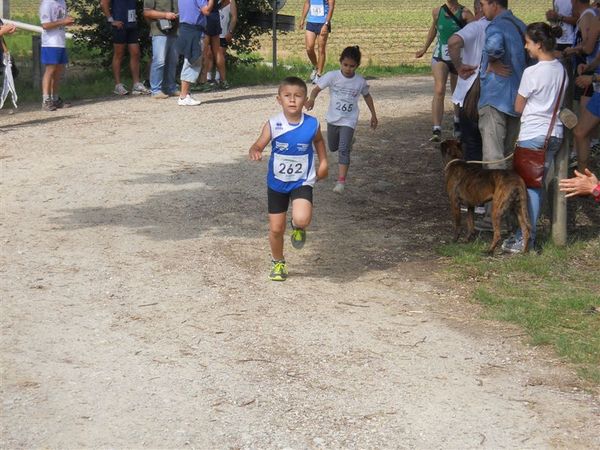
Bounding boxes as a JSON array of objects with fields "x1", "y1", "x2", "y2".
[
  {"x1": 269, "y1": 260, "x2": 288, "y2": 281},
  {"x1": 290, "y1": 221, "x2": 306, "y2": 249}
]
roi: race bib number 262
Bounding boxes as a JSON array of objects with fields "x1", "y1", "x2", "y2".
[{"x1": 273, "y1": 154, "x2": 309, "y2": 183}]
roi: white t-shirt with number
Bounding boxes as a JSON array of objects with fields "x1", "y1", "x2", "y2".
[
  {"x1": 518, "y1": 59, "x2": 566, "y2": 141},
  {"x1": 317, "y1": 70, "x2": 370, "y2": 129},
  {"x1": 39, "y1": 0, "x2": 67, "y2": 48}
]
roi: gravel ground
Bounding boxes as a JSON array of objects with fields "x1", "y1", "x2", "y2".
[{"x1": 1, "y1": 76, "x2": 599, "y2": 449}]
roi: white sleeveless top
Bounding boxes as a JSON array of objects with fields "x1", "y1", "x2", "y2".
[{"x1": 219, "y1": 2, "x2": 231, "y2": 38}]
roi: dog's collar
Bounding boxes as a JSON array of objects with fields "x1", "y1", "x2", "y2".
[{"x1": 444, "y1": 158, "x2": 462, "y2": 171}]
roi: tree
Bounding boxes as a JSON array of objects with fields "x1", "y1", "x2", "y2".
[{"x1": 70, "y1": 0, "x2": 281, "y2": 67}]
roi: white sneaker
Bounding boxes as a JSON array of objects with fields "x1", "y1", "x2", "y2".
[
  {"x1": 333, "y1": 182, "x2": 345, "y2": 194},
  {"x1": 131, "y1": 82, "x2": 150, "y2": 95},
  {"x1": 475, "y1": 206, "x2": 486, "y2": 215},
  {"x1": 178, "y1": 94, "x2": 201, "y2": 106},
  {"x1": 114, "y1": 83, "x2": 129, "y2": 96},
  {"x1": 312, "y1": 74, "x2": 321, "y2": 85},
  {"x1": 309, "y1": 68, "x2": 317, "y2": 82}
]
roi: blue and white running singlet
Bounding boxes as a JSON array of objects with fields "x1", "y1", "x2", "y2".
[{"x1": 267, "y1": 112, "x2": 319, "y2": 193}]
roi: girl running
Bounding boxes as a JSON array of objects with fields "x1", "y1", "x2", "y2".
[{"x1": 305, "y1": 46, "x2": 378, "y2": 194}]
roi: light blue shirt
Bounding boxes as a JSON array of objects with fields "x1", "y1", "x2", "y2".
[
  {"x1": 178, "y1": 0, "x2": 208, "y2": 26},
  {"x1": 478, "y1": 10, "x2": 527, "y2": 117}
]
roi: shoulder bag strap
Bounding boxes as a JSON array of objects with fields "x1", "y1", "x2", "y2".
[
  {"x1": 441, "y1": 4, "x2": 466, "y2": 29},
  {"x1": 544, "y1": 69, "x2": 567, "y2": 150}
]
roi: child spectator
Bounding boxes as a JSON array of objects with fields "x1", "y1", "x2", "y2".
[
  {"x1": 39, "y1": 0, "x2": 74, "y2": 111},
  {"x1": 305, "y1": 46, "x2": 378, "y2": 194},
  {"x1": 248, "y1": 77, "x2": 328, "y2": 281}
]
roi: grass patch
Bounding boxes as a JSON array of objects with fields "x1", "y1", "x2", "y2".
[{"x1": 438, "y1": 238, "x2": 600, "y2": 385}]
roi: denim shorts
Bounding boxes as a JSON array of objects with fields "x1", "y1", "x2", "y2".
[
  {"x1": 180, "y1": 56, "x2": 202, "y2": 83},
  {"x1": 41, "y1": 47, "x2": 68, "y2": 65}
]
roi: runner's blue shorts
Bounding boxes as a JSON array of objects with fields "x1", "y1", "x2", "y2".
[
  {"x1": 306, "y1": 21, "x2": 331, "y2": 34},
  {"x1": 41, "y1": 47, "x2": 68, "y2": 65}
]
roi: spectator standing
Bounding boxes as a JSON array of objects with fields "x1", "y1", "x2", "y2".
[
  {"x1": 573, "y1": 52, "x2": 600, "y2": 171},
  {"x1": 101, "y1": 0, "x2": 150, "y2": 96},
  {"x1": 546, "y1": 0, "x2": 577, "y2": 52},
  {"x1": 197, "y1": 0, "x2": 223, "y2": 90},
  {"x1": 215, "y1": 0, "x2": 237, "y2": 88},
  {"x1": 39, "y1": 0, "x2": 74, "y2": 111},
  {"x1": 448, "y1": 0, "x2": 489, "y2": 161},
  {"x1": 416, "y1": 1, "x2": 474, "y2": 142},
  {"x1": 0, "y1": 19, "x2": 18, "y2": 109},
  {"x1": 143, "y1": 0, "x2": 180, "y2": 99},
  {"x1": 501, "y1": 23, "x2": 566, "y2": 253},
  {"x1": 478, "y1": 0, "x2": 527, "y2": 169},
  {"x1": 176, "y1": 0, "x2": 214, "y2": 106},
  {"x1": 299, "y1": 0, "x2": 336, "y2": 84}
]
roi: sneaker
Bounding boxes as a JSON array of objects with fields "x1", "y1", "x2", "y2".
[
  {"x1": 52, "y1": 97, "x2": 70, "y2": 109},
  {"x1": 114, "y1": 83, "x2": 129, "y2": 96},
  {"x1": 312, "y1": 74, "x2": 321, "y2": 85},
  {"x1": 178, "y1": 94, "x2": 201, "y2": 106},
  {"x1": 269, "y1": 260, "x2": 288, "y2": 281},
  {"x1": 42, "y1": 99, "x2": 57, "y2": 111},
  {"x1": 196, "y1": 83, "x2": 215, "y2": 92},
  {"x1": 218, "y1": 80, "x2": 231, "y2": 90},
  {"x1": 429, "y1": 128, "x2": 442, "y2": 143},
  {"x1": 453, "y1": 121, "x2": 461, "y2": 139},
  {"x1": 333, "y1": 182, "x2": 345, "y2": 194},
  {"x1": 474, "y1": 206, "x2": 486, "y2": 215},
  {"x1": 152, "y1": 91, "x2": 169, "y2": 99},
  {"x1": 132, "y1": 82, "x2": 151, "y2": 95},
  {"x1": 309, "y1": 67, "x2": 317, "y2": 82},
  {"x1": 501, "y1": 235, "x2": 525, "y2": 254},
  {"x1": 290, "y1": 221, "x2": 307, "y2": 250}
]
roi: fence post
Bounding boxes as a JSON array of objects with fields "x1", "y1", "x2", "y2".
[{"x1": 32, "y1": 34, "x2": 42, "y2": 89}]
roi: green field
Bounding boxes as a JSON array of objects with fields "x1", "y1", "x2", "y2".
[{"x1": 262, "y1": 0, "x2": 552, "y2": 66}]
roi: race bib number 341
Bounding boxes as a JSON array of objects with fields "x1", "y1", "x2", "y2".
[{"x1": 273, "y1": 153, "x2": 309, "y2": 182}]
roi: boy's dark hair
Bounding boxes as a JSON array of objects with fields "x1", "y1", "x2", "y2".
[
  {"x1": 279, "y1": 76, "x2": 307, "y2": 95},
  {"x1": 340, "y1": 46, "x2": 362, "y2": 66},
  {"x1": 526, "y1": 22, "x2": 562, "y2": 52}
]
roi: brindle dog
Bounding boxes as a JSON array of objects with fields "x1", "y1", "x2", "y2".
[{"x1": 440, "y1": 139, "x2": 531, "y2": 254}]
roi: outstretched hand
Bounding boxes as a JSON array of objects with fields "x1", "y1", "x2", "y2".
[{"x1": 559, "y1": 169, "x2": 598, "y2": 197}]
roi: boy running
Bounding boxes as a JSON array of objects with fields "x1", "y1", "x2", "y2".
[{"x1": 249, "y1": 76, "x2": 328, "y2": 281}]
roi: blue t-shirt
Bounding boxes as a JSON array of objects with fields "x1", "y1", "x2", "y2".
[
  {"x1": 267, "y1": 113, "x2": 319, "y2": 193},
  {"x1": 111, "y1": 0, "x2": 138, "y2": 29},
  {"x1": 307, "y1": 0, "x2": 329, "y2": 24}
]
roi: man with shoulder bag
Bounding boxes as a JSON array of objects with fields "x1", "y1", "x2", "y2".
[{"x1": 144, "y1": 0, "x2": 180, "y2": 98}]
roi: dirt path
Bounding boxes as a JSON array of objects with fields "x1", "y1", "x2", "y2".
[{"x1": 1, "y1": 76, "x2": 599, "y2": 448}]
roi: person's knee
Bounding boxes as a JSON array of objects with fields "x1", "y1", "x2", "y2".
[
  {"x1": 129, "y1": 44, "x2": 141, "y2": 59},
  {"x1": 113, "y1": 45, "x2": 126, "y2": 60},
  {"x1": 269, "y1": 222, "x2": 286, "y2": 236}
]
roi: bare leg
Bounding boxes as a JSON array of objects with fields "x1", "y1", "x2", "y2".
[
  {"x1": 291, "y1": 198, "x2": 313, "y2": 230},
  {"x1": 200, "y1": 35, "x2": 213, "y2": 84},
  {"x1": 128, "y1": 43, "x2": 141, "y2": 85},
  {"x1": 112, "y1": 43, "x2": 126, "y2": 85},
  {"x1": 268, "y1": 213, "x2": 287, "y2": 261},
  {"x1": 338, "y1": 163, "x2": 349, "y2": 180},
  {"x1": 42, "y1": 64, "x2": 57, "y2": 97},
  {"x1": 432, "y1": 61, "x2": 450, "y2": 129},
  {"x1": 316, "y1": 30, "x2": 329, "y2": 75},
  {"x1": 573, "y1": 106, "x2": 600, "y2": 172},
  {"x1": 305, "y1": 31, "x2": 318, "y2": 68},
  {"x1": 214, "y1": 37, "x2": 226, "y2": 82},
  {"x1": 50, "y1": 64, "x2": 64, "y2": 97}
]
